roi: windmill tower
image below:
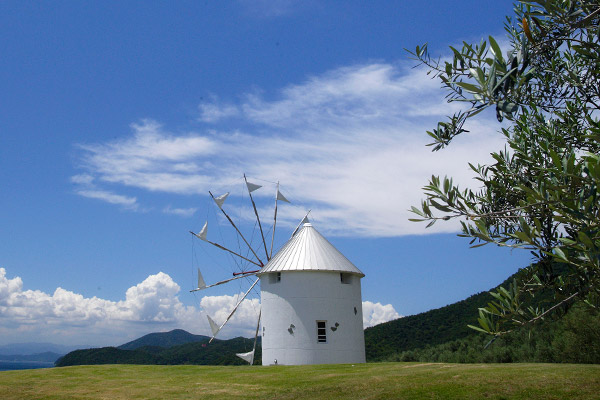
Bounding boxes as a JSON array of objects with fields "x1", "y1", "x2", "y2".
[
  {"x1": 258, "y1": 219, "x2": 366, "y2": 365},
  {"x1": 191, "y1": 178, "x2": 365, "y2": 365}
]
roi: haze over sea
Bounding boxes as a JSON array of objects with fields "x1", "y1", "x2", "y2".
[{"x1": 0, "y1": 361, "x2": 54, "y2": 372}]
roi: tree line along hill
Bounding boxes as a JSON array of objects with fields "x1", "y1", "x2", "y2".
[
  {"x1": 56, "y1": 331, "x2": 261, "y2": 367},
  {"x1": 365, "y1": 266, "x2": 600, "y2": 364},
  {"x1": 56, "y1": 267, "x2": 600, "y2": 367}
]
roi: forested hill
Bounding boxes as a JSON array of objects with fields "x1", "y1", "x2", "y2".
[
  {"x1": 365, "y1": 265, "x2": 600, "y2": 364},
  {"x1": 364, "y1": 268, "x2": 543, "y2": 361},
  {"x1": 118, "y1": 329, "x2": 209, "y2": 350},
  {"x1": 56, "y1": 328, "x2": 260, "y2": 367},
  {"x1": 56, "y1": 336, "x2": 261, "y2": 367},
  {"x1": 365, "y1": 288, "x2": 493, "y2": 361}
]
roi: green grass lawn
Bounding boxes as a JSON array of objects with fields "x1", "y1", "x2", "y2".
[{"x1": 1, "y1": 362, "x2": 599, "y2": 399}]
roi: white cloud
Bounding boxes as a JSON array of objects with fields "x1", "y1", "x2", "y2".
[
  {"x1": 240, "y1": 63, "x2": 459, "y2": 129},
  {"x1": 163, "y1": 205, "x2": 197, "y2": 217},
  {"x1": 362, "y1": 301, "x2": 401, "y2": 328},
  {"x1": 0, "y1": 268, "x2": 398, "y2": 346},
  {"x1": 73, "y1": 61, "x2": 505, "y2": 237},
  {"x1": 71, "y1": 170, "x2": 140, "y2": 211},
  {"x1": 75, "y1": 189, "x2": 139, "y2": 209},
  {"x1": 0, "y1": 268, "x2": 206, "y2": 346},
  {"x1": 75, "y1": 120, "x2": 219, "y2": 196},
  {"x1": 198, "y1": 99, "x2": 240, "y2": 123},
  {"x1": 70, "y1": 174, "x2": 94, "y2": 185},
  {"x1": 200, "y1": 292, "x2": 261, "y2": 338}
]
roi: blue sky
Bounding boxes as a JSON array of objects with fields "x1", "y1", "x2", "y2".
[{"x1": 0, "y1": 1, "x2": 531, "y2": 346}]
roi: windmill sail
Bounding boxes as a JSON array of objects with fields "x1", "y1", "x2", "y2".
[
  {"x1": 236, "y1": 308, "x2": 261, "y2": 365},
  {"x1": 235, "y1": 350, "x2": 255, "y2": 364},
  {"x1": 196, "y1": 222, "x2": 208, "y2": 241},
  {"x1": 209, "y1": 191, "x2": 265, "y2": 267},
  {"x1": 213, "y1": 192, "x2": 229, "y2": 209},
  {"x1": 246, "y1": 181, "x2": 262, "y2": 193},
  {"x1": 197, "y1": 268, "x2": 206, "y2": 289},
  {"x1": 190, "y1": 271, "x2": 258, "y2": 292},
  {"x1": 190, "y1": 230, "x2": 262, "y2": 267},
  {"x1": 207, "y1": 315, "x2": 220, "y2": 337},
  {"x1": 244, "y1": 174, "x2": 269, "y2": 261},
  {"x1": 209, "y1": 278, "x2": 259, "y2": 343},
  {"x1": 270, "y1": 184, "x2": 290, "y2": 258},
  {"x1": 191, "y1": 177, "x2": 271, "y2": 364},
  {"x1": 276, "y1": 189, "x2": 290, "y2": 203}
]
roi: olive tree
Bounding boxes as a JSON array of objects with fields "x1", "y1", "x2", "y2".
[{"x1": 410, "y1": 0, "x2": 600, "y2": 335}]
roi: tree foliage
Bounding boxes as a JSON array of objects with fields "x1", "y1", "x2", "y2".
[
  {"x1": 384, "y1": 304, "x2": 600, "y2": 364},
  {"x1": 410, "y1": 0, "x2": 600, "y2": 335}
]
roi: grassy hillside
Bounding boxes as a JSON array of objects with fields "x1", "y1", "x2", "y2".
[{"x1": 1, "y1": 363, "x2": 599, "y2": 399}]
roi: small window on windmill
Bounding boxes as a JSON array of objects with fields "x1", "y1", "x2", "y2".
[
  {"x1": 340, "y1": 273, "x2": 352, "y2": 284},
  {"x1": 316, "y1": 321, "x2": 327, "y2": 343},
  {"x1": 269, "y1": 272, "x2": 281, "y2": 284}
]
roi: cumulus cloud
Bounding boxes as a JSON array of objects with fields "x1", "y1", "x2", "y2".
[
  {"x1": 362, "y1": 301, "x2": 402, "y2": 328},
  {"x1": 0, "y1": 268, "x2": 398, "y2": 346},
  {"x1": 0, "y1": 268, "x2": 252, "y2": 346},
  {"x1": 200, "y1": 292, "x2": 261, "y2": 337},
  {"x1": 73, "y1": 61, "x2": 505, "y2": 237}
]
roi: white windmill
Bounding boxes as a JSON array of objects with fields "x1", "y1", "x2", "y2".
[{"x1": 190, "y1": 176, "x2": 366, "y2": 365}]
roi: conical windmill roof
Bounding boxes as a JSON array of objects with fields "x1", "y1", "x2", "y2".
[{"x1": 258, "y1": 222, "x2": 364, "y2": 277}]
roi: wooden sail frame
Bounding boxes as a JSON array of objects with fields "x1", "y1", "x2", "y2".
[{"x1": 189, "y1": 177, "x2": 292, "y2": 364}]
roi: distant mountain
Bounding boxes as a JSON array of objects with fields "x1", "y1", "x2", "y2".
[
  {"x1": 0, "y1": 342, "x2": 91, "y2": 356},
  {"x1": 118, "y1": 329, "x2": 210, "y2": 350},
  {"x1": 55, "y1": 336, "x2": 261, "y2": 367}
]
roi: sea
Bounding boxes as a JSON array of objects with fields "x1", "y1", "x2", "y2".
[{"x1": 0, "y1": 361, "x2": 54, "y2": 372}]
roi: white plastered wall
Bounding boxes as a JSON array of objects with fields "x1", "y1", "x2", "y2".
[{"x1": 260, "y1": 270, "x2": 366, "y2": 365}]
